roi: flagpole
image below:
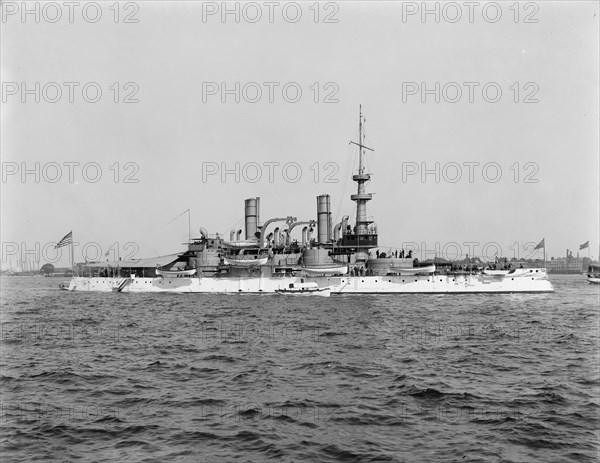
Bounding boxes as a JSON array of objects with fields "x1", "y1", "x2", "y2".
[
  {"x1": 168, "y1": 209, "x2": 191, "y2": 242},
  {"x1": 71, "y1": 232, "x2": 74, "y2": 275},
  {"x1": 543, "y1": 238, "x2": 546, "y2": 267}
]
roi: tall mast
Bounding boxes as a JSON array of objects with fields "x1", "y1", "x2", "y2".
[
  {"x1": 358, "y1": 105, "x2": 364, "y2": 174},
  {"x1": 349, "y1": 105, "x2": 374, "y2": 236}
]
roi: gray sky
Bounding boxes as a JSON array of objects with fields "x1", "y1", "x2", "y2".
[{"x1": 1, "y1": 1, "x2": 598, "y2": 268}]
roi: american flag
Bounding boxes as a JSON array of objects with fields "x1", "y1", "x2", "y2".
[{"x1": 55, "y1": 231, "x2": 73, "y2": 249}]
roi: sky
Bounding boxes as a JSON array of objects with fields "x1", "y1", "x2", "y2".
[{"x1": 1, "y1": 1, "x2": 599, "y2": 269}]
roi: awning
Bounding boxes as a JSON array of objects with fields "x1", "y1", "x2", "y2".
[{"x1": 80, "y1": 253, "x2": 182, "y2": 268}]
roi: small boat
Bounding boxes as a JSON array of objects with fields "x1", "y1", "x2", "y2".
[
  {"x1": 276, "y1": 282, "x2": 331, "y2": 297},
  {"x1": 156, "y1": 268, "x2": 197, "y2": 278},
  {"x1": 587, "y1": 265, "x2": 600, "y2": 284},
  {"x1": 223, "y1": 240, "x2": 260, "y2": 248},
  {"x1": 302, "y1": 264, "x2": 348, "y2": 275},
  {"x1": 224, "y1": 256, "x2": 269, "y2": 267},
  {"x1": 390, "y1": 264, "x2": 436, "y2": 275},
  {"x1": 58, "y1": 283, "x2": 70, "y2": 290}
]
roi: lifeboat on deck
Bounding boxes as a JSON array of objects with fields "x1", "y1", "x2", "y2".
[
  {"x1": 224, "y1": 256, "x2": 269, "y2": 267},
  {"x1": 390, "y1": 264, "x2": 436, "y2": 275},
  {"x1": 302, "y1": 264, "x2": 348, "y2": 275},
  {"x1": 156, "y1": 268, "x2": 197, "y2": 277}
]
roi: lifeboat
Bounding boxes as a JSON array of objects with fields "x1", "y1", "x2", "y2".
[
  {"x1": 223, "y1": 256, "x2": 269, "y2": 267},
  {"x1": 302, "y1": 264, "x2": 348, "y2": 275},
  {"x1": 156, "y1": 268, "x2": 197, "y2": 277},
  {"x1": 390, "y1": 264, "x2": 436, "y2": 275}
]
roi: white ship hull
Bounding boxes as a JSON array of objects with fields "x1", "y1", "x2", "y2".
[{"x1": 67, "y1": 268, "x2": 553, "y2": 294}]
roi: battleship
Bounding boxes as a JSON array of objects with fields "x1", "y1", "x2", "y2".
[{"x1": 66, "y1": 107, "x2": 554, "y2": 294}]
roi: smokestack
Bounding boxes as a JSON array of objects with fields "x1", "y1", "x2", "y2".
[
  {"x1": 316, "y1": 194, "x2": 332, "y2": 243},
  {"x1": 245, "y1": 197, "x2": 259, "y2": 240}
]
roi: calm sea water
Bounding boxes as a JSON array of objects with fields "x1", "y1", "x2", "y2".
[{"x1": 1, "y1": 275, "x2": 598, "y2": 462}]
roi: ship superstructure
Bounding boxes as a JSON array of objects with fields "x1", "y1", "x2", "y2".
[{"x1": 67, "y1": 107, "x2": 554, "y2": 294}]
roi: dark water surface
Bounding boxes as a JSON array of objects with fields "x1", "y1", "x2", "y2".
[{"x1": 1, "y1": 275, "x2": 599, "y2": 462}]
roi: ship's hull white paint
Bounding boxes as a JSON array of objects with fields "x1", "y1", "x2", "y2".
[{"x1": 67, "y1": 269, "x2": 554, "y2": 294}]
